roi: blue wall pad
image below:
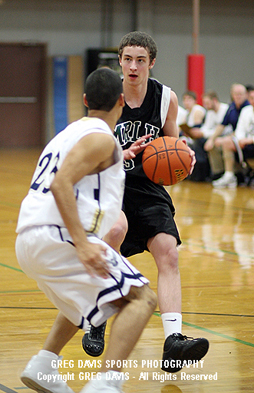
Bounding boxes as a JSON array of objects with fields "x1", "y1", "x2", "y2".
[{"x1": 53, "y1": 57, "x2": 68, "y2": 134}]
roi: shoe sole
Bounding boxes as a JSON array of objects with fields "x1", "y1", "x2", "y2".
[
  {"x1": 21, "y1": 376, "x2": 53, "y2": 393},
  {"x1": 161, "y1": 339, "x2": 209, "y2": 373}
]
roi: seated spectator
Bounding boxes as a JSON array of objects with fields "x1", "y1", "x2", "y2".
[
  {"x1": 201, "y1": 91, "x2": 229, "y2": 179},
  {"x1": 212, "y1": 86, "x2": 254, "y2": 188},
  {"x1": 180, "y1": 91, "x2": 207, "y2": 181},
  {"x1": 204, "y1": 83, "x2": 249, "y2": 188},
  {"x1": 202, "y1": 91, "x2": 229, "y2": 138},
  {"x1": 180, "y1": 90, "x2": 206, "y2": 131}
]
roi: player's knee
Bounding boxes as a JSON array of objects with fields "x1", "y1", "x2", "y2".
[
  {"x1": 157, "y1": 246, "x2": 179, "y2": 272},
  {"x1": 103, "y1": 214, "x2": 128, "y2": 251},
  {"x1": 114, "y1": 221, "x2": 127, "y2": 242},
  {"x1": 129, "y1": 285, "x2": 157, "y2": 312},
  {"x1": 112, "y1": 285, "x2": 157, "y2": 313}
]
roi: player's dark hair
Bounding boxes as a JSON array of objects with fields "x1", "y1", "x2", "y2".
[
  {"x1": 85, "y1": 68, "x2": 123, "y2": 111},
  {"x1": 245, "y1": 84, "x2": 254, "y2": 93},
  {"x1": 118, "y1": 31, "x2": 157, "y2": 64}
]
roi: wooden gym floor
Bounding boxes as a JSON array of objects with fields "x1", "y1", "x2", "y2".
[{"x1": 0, "y1": 148, "x2": 253, "y2": 392}]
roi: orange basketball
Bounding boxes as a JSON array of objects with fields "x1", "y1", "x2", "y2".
[{"x1": 142, "y1": 136, "x2": 192, "y2": 186}]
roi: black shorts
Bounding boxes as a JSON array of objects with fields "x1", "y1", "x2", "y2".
[
  {"x1": 233, "y1": 137, "x2": 254, "y2": 163},
  {"x1": 242, "y1": 144, "x2": 254, "y2": 161},
  {"x1": 121, "y1": 200, "x2": 181, "y2": 258}
]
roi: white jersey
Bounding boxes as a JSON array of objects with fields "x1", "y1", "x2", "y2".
[
  {"x1": 235, "y1": 105, "x2": 254, "y2": 140},
  {"x1": 186, "y1": 104, "x2": 206, "y2": 127},
  {"x1": 16, "y1": 117, "x2": 125, "y2": 239},
  {"x1": 177, "y1": 105, "x2": 188, "y2": 126},
  {"x1": 201, "y1": 103, "x2": 229, "y2": 138}
]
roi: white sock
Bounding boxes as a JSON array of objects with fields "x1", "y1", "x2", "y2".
[
  {"x1": 224, "y1": 171, "x2": 234, "y2": 178},
  {"x1": 84, "y1": 318, "x2": 90, "y2": 331},
  {"x1": 161, "y1": 312, "x2": 182, "y2": 338}
]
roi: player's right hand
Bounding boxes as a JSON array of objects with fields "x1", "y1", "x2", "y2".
[
  {"x1": 76, "y1": 241, "x2": 110, "y2": 278},
  {"x1": 123, "y1": 134, "x2": 152, "y2": 160}
]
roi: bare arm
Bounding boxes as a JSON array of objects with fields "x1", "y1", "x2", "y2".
[
  {"x1": 162, "y1": 90, "x2": 179, "y2": 138},
  {"x1": 181, "y1": 127, "x2": 204, "y2": 139},
  {"x1": 163, "y1": 91, "x2": 196, "y2": 173},
  {"x1": 193, "y1": 108, "x2": 205, "y2": 125},
  {"x1": 239, "y1": 137, "x2": 254, "y2": 148},
  {"x1": 180, "y1": 107, "x2": 205, "y2": 139},
  {"x1": 204, "y1": 124, "x2": 225, "y2": 151},
  {"x1": 50, "y1": 133, "x2": 115, "y2": 278}
]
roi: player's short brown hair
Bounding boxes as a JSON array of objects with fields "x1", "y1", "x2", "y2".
[
  {"x1": 118, "y1": 31, "x2": 157, "y2": 65},
  {"x1": 182, "y1": 91, "x2": 197, "y2": 101}
]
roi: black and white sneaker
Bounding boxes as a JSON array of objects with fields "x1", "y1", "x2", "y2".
[
  {"x1": 161, "y1": 333, "x2": 209, "y2": 373},
  {"x1": 82, "y1": 321, "x2": 107, "y2": 357}
]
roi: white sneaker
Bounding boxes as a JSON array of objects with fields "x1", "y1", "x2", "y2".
[
  {"x1": 212, "y1": 173, "x2": 237, "y2": 189},
  {"x1": 80, "y1": 371, "x2": 124, "y2": 393},
  {"x1": 21, "y1": 351, "x2": 74, "y2": 393}
]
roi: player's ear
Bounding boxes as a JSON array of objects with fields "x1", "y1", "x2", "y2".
[
  {"x1": 149, "y1": 58, "x2": 156, "y2": 70},
  {"x1": 83, "y1": 94, "x2": 89, "y2": 108},
  {"x1": 118, "y1": 55, "x2": 122, "y2": 67},
  {"x1": 119, "y1": 93, "x2": 125, "y2": 107}
]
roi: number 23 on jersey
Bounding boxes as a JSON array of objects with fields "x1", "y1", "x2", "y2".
[{"x1": 30, "y1": 152, "x2": 60, "y2": 194}]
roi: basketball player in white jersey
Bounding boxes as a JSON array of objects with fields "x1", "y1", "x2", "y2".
[{"x1": 15, "y1": 68, "x2": 157, "y2": 393}]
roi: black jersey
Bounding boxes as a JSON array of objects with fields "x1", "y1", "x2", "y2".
[
  {"x1": 114, "y1": 78, "x2": 173, "y2": 206},
  {"x1": 115, "y1": 78, "x2": 171, "y2": 177}
]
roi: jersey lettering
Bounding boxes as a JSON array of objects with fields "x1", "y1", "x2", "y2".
[
  {"x1": 30, "y1": 152, "x2": 60, "y2": 194},
  {"x1": 145, "y1": 124, "x2": 160, "y2": 140},
  {"x1": 115, "y1": 121, "x2": 141, "y2": 146},
  {"x1": 123, "y1": 159, "x2": 135, "y2": 171},
  {"x1": 115, "y1": 121, "x2": 160, "y2": 172},
  {"x1": 115, "y1": 121, "x2": 159, "y2": 147}
]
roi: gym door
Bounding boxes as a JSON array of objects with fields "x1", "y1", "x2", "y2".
[{"x1": 0, "y1": 43, "x2": 46, "y2": 147}]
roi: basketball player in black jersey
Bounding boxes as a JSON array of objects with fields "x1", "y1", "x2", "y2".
[{"x1": 83, "y1": 31, "x2": 209, "y2": 373}]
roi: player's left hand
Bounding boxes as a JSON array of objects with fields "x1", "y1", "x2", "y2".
[
  {"x1": 123, "y1": 134, "x2": 152, "y2": 160},
  {"x1": 181, "y1": 139, "x2": 196, "y2": 174}
]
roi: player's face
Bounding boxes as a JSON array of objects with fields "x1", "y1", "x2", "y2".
[
  {"x1": 183, "y1": 95, "x2": 196, "y2": 111},
  {"x1": 202, "y1": 96, "x2": 213, "y2": 110},
  {"x1": 231, "y1": 86, "x2": 247, "y2": 107},
  {"x1": 119, "y1": 46, "x2": 155, "y2": 87}
]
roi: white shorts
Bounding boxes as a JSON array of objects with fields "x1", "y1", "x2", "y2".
[{"x1": 15, "y1": 225, "x2": 149, "y2": 329}]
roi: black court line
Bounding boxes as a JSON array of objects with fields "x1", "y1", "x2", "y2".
[
  {"x1": 154, "y1": 310, "x2": 254, "y2": 318},
  {"x1": 1, "y1": 306, "x2": 254, "y2": 318},
  {"x1": 183, "y1": 311, "x2": 254, "y2": 318},
  {"x1": 0, "y1": 384, "x2": 18, "y2": 393}
]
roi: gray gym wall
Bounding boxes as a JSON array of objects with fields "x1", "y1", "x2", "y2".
[{"x1": 0, "y1": 0, "x2": 253, "y2": 105}]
